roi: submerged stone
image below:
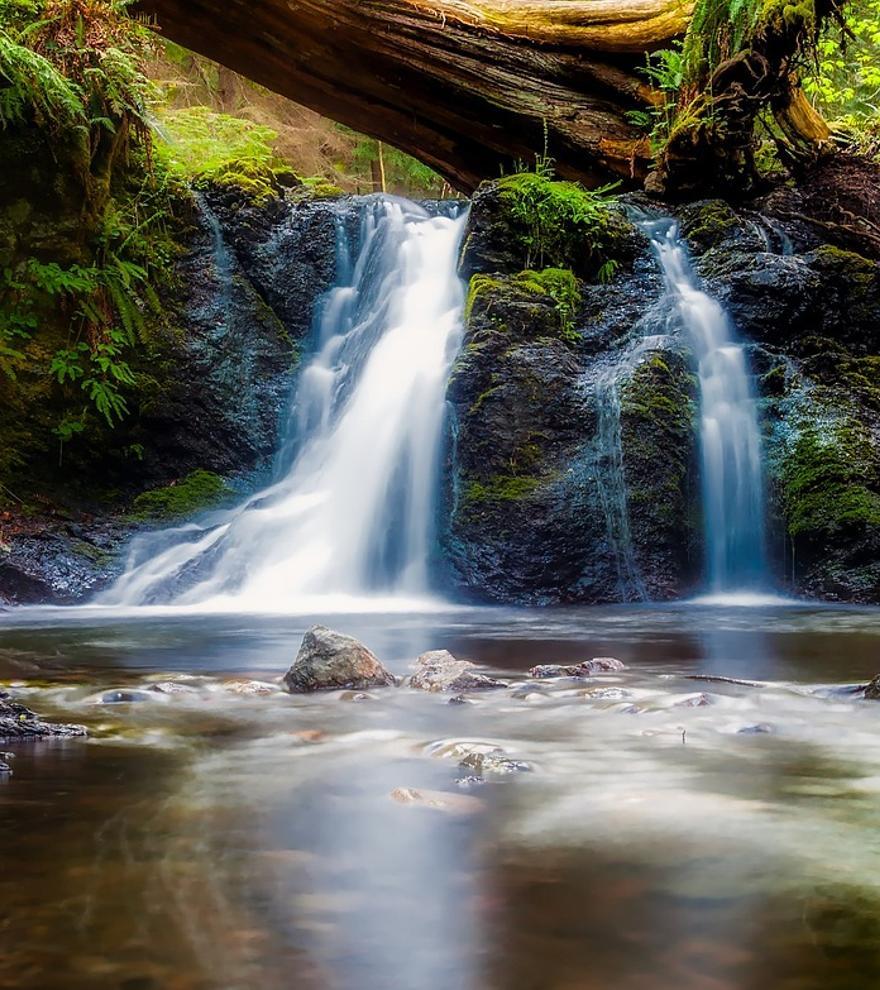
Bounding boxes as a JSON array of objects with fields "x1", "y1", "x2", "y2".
[
  {"x1": 98, "y1": 690, "x2": 156, "y2": 705},
  {"x1": 283, "y1": 625, "x2": 396, "y2": 693},
  {"x1": 409, "y1": 650, "x2": 508, "y2": 692},
  {"x1": 390, "y1": 786, "x2": 483, "y2": 816},
  {"x1": 738, "y1": 723, "x2": 775, "y2": 735}
]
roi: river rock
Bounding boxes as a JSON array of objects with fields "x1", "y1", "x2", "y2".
[
  {"x1": 0, "y1": 698, "x2": 87, "y2": 740},
  {"x1": 672, "y1": 693, "x2": 715, "y2": 708},
  {"x1": 409, "y1": 650, "x2": 508, "y2": 692},
  {"x1": 283, "y1": 625, "x2": 396, "y2": 693},
  {"x1": 738, "y1": 723, "x2": 774, "y2": 735},
  {"x1": 457, "y1": 748, "x2": 531, "y2": 777},
  {"x1": 148, "y1": 680, "x2": 203, "y2": 696},
  {"x1": 529, "y1": 657, "x2": 625, "y2": 679},
  {"x1": 219, "y1": 678, "x2": 279, "y2": 697},
  {"x1": 864, "y1": 675, "x2": 880, "y2": 700}
]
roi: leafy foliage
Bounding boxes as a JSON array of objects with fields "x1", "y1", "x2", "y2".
[
  {"x1": 0, "y1": 0, "x2": 154, "y2": 145},
  {"x1": 497, "y1": 171, "x2": 621, "y2": 273},
  {"x1": 805, "y1": 0, "x2": 880, "y2": 152}
]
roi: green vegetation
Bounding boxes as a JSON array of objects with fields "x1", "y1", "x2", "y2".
[
  {"x1": 511, "y1": 269, "x2": 581, "y2": 340},
  {"x1": 805, "y1": 0, "x2": 880, "y2": 151},
  {"x1": 495, "y1": 172, "x2": 623, "y2": 277},
  {"x1": 782, "y1": 421, "x2": 880, "y2": 537},
  {"x1": 129, "y1": 469, "x2": 233, "y2": 521},
  {"x1": 153, "y1": 106, "x2": 301, "y2": 203}
]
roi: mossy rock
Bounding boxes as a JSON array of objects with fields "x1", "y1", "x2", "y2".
[
  {"x1": 129, "y1": 470, "x2": 233, "y2": 522},
  {"x1": 464, "y1": 268, "x2": 582, "y2": 344},
  {"x1": 460, "y1": 173, "x2": 641, "y2": 283},
  {"x1": 619, "y1": 348, "x2": 701, "y2": 595},
  {"x1": 676, "y1": 199, "x2": 743, "y2": 254},
  {"x1": 781, "y1": 421, "x2": 880, "y2": 539}
]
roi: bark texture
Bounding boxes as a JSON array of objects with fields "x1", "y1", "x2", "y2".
[{"x1": 139, "y1": 0, "x2": 695, "y2": 191}]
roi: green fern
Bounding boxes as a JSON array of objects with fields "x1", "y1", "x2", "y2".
[{"x1": 0, "y1": 28, "x2": 84, "y2": 127}]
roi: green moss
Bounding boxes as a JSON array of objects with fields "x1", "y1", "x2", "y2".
[
  {"x1": 782, "y1": 422, "x2": 880, "y2": 537},
  {"x1": 465, "y1": 268, "x2": 582, "y2": 343},
  {"x1": 301, "y1": 177, "x2": 345, "y2": 199},
  {"x1": 129, "y1": 470, "x2": 233, "y2": 522},
  {"x1": 512, "y1": 268, "x2": 581, "y2": 340},
  {"x1": 680, "y1": 200, "x2": 741, "y2": 249},
  {"x1": 620, "y1": 352, "x2": 698, "y2": 529},
  {"x1": 465, "y1": 274, "x2": 505, "y2": 322},
  {"x1": 463, "y1": 474, "x2": 540, "y2": 505},
  {"x1": 495, "y1": 172, "x2": 624, "y2": 279}
]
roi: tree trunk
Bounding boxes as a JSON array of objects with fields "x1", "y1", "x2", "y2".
[
  {"x1": 137, "y1": 0, "x2": 691, "y2": 191},
  {"x1": 138, "y1": 0, "x2": 837, "y2": 196}
]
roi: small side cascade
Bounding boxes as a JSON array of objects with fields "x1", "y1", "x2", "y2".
[
  {"x1": 644, "y1": 219, "x2": 769, "y2": 594},
  {"x1": 592, "y1": 336, "x2": 670, "y2": 602}
]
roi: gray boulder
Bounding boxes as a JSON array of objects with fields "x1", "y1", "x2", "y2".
[
  {"x1": 409, "y1": 650, "x2": 508, "y2": 692},
  {"x1": 284, "y1": 626, "x2": 396, "y2": 693}
]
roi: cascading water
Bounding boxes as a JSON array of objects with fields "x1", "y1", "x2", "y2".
[
  {"x1": 101, "y1": 198, "x2": 468, "y2": 610},
  {"x1": 646, "y1": 220, "x2": 769, "y2": 594}
]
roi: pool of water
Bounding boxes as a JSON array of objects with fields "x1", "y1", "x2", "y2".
[{"x1": 2, "y1": 602, "x2": 880, "y2": 989}]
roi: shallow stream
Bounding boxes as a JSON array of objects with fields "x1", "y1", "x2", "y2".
[{"x1": 3, "y1": 602, "x2": 880, "y2": 989}]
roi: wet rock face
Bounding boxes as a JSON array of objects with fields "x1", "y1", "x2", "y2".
[
  {"x1": 675, "y1": 198, "x2": 880, "y2": 602},
  {"x1": 284, "y1": 626, "x2": 397, "y2": 693},
  {"x1": 0, "y1": 517, "x2": 129, "y2": 605},
  {"x1": 443, "y1": 181, "x2": 701, "y2": 604},
  {"x1": 409, "y1": 650, "x2": 508, "y2": 692},
  {"x1": 0, "y1": 697, "x2": 87, "y2": 740},
  {"x1": 134, "y1": 191, "x2": 341, "y2": 485}
]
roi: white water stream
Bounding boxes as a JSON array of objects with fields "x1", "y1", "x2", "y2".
[
  {"x1": 648, "y1": 220, "x2": 769, "y2": 594},
  {"x1": 101, "y1": 198, "x2": 467, "y2": 610}
]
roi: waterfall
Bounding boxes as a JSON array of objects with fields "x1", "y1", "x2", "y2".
[
  {"x1": 646, "y1": 220, "x2": 768, "y2": 594},
  {"x1": 101, "y1": 198, "x2": 468, "y2": 610}
]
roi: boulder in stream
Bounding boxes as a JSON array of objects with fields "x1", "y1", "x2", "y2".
[
  {"x1": 864, "y1": 675, "x2": 880, "y2": 701},
  {"x1": 284, "y1": 625, "x2": 397, "y2": 693},
  {"x1": 529, "y1": 657, "x2": 625, "y2": 678},
  {"x1": 0, "y1": 697, "x2": 87, "y2": 740},
  {"x1": 409, "y1": 650, "x2": 508, "y2": 692}
]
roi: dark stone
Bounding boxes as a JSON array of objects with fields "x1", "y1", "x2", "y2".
[
  {"x1": 864, "y1": 675, "x2": 880, "y2": 701},
  {"x1": 283, "y1": 625, "x2": 397, "y2": 693},
  {"x1": 529, "y1": 657, "x2": 625, "y2": 678},
  {"x1": 0, "y1": 698, "x2": 87, "y2": 740},
  {"x1": 460, "y1": 176, "x2": 643, "y2": 282},
  {"x1": 99, "y1": 690, "x2": 155, "y2": 705}
]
